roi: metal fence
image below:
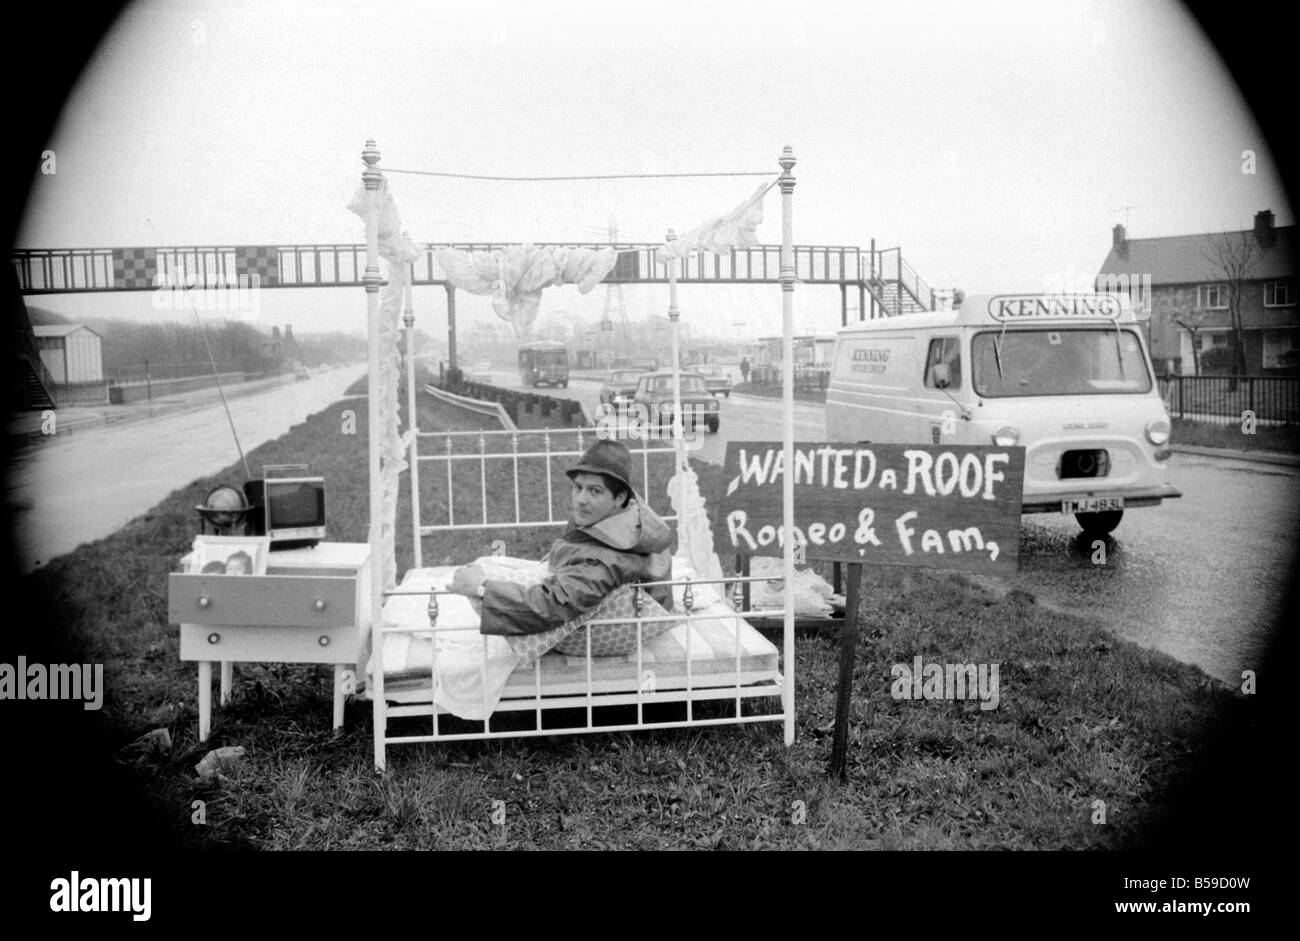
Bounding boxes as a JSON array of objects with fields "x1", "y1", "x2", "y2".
[
  {"x1": 748, "y1": 364, "x2": 830, "y2": 392},
  {"x1": 53, "y1": 381, "x2": 110, "y2": 407},
  {"x1": 1159, "y1": 375, "x2": 1300, "y2": 425},
  {"x1": 107, "y1": 361, "x2": 247, "y2": 384}
]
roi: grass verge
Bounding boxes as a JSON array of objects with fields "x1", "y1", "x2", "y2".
[
  {"x1": 18, "y1": 377, "x2": 1246, "y2": 850},
  {"x1": 1172, "y1": 416, "x2": 1300, "y2": 453}
]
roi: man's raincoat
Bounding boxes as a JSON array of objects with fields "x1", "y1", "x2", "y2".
[{"x1": 478, "y1": 497, "x2": 673, "y2": 636}]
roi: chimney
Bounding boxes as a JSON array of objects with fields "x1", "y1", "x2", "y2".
[
  {"x1": 1254, "y1": 209, "x2": 1276, "y2": 248},
  {"x1": 1112, "y1": 224, "x2": 1128, "y2": 257}
]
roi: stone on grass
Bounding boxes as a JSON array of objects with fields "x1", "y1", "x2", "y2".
[
  {"x1": 195, "y1": 745, "x2": 246, "y2": 780},
  {"x1": 117, "y1": 728, "x2": 172, "y2": 762}
]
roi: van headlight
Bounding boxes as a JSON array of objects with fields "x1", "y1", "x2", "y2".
[
  {"x1": 992, "y1": 426, "x2": 1020, "y2": 446},
  {"x1": 708, "y1": 399, "x2": 718, "y2": 410},
  {"x1": 1145, "y1": 418, "x2": 1171, "y2": 446}
]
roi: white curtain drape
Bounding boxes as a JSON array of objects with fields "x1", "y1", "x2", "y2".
[{"x1": 349, "y1": 180, "x2": 420, "y2": 591}]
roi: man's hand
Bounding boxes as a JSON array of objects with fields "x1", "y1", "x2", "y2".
[{"x1": 448, "y1": 563, "x2": 487, "y2": 598}]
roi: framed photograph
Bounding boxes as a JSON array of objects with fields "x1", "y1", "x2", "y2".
[{"x1": 190, "y1": 535, "x2": 270, "y2": 576}]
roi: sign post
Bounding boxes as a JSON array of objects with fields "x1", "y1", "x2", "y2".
[
  {"x1": 712, "y1": 441, "x2": 1025, "y2": 778},
  {"x1": 830, "y1": 562, "x2": 863, "y2": 779}
]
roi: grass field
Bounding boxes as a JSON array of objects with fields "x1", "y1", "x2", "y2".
[
  {"x1": 18, "y1": 375, "x2": 1250, "y2": 850},
  {"x1": 1172, "y1": 417, "x2": 1300, "y2": 453}
]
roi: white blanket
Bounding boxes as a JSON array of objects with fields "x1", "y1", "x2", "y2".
[
  {"x1": 370, "y1": 560, "x2": 719, "y2": 721},
  {"x1": 370, "y1": 568, "x2": 521, "y2": 721}
]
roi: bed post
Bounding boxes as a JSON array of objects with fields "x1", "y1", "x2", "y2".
[
  {"x1": 665, "y1": 228, "x2": 685, "y2": 469},
  {"x1": 362, "y1": 140, "x2": 388, "y2": 773},
  {"x1": 403, "y1": 235, "x2": 422, "y2": 571},
  {"x1": 778, "y1": 145, "x2": 797, "y2": 747}
]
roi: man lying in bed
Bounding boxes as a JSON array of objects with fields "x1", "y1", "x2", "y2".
[{"x1": 447, "y1": 439, "x2": 673, "y2": 635}]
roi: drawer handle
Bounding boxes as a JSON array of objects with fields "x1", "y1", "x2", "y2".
[
  {"x1": 207, "y1": 632, "x2": 221, "y2": 645},
  {"x1": 314, "y1": 599, "x2": 327, "y2": 612},
  {"x1": 318, "y1": 635, "x2": 330, "y2": 647},
  {"x1": 198, "y1": 595, "x2": 211, "y2": 609}
]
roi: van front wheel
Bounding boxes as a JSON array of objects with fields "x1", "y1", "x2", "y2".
[{"x1": 1075, "y1": 510, "x2": 1123, "y2": 537}]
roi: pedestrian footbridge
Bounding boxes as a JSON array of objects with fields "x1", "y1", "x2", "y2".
[{"x1": 11, "y1": 242, "x2": 938, "y2": 321}]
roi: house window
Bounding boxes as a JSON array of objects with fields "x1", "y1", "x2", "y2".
[
  {"x1": 1197, "y1": 283, "x2": 1227, "y2": 310},
  {"x1": 1264, "y1": 280, "x2": 1295, "y2": 308},
  {"x1": 1262, "y1": 329, "x2": 1300, "y2": 369}
]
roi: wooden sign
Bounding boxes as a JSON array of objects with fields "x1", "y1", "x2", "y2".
[{"x1": 712, "y1": 442, "x2": 1025, "y2": 573}]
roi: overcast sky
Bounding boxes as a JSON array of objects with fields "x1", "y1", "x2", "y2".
[{"x1": 17, "y1": 0, "x2": 1292, "y2": 341}]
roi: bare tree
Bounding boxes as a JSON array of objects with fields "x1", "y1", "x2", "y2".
[
  {"x1": 1200, "y1": 230, "x2": 1257, "y2": 385},
  {"x1": 1173, "y1": 316, "x2": 1206, "y2": 375}
]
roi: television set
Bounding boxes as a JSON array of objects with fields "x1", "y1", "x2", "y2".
[{"x1": 243, "y1": 477, "x2": 326, "y2": 549}]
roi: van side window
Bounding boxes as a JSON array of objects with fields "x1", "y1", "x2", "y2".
[{"x1": 924, "y1": 337, "x2": 961, "y2": 389}]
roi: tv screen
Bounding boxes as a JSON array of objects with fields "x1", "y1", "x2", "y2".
[{"x1": 257, "y1": 477, "x2": 326, "y2": 547}]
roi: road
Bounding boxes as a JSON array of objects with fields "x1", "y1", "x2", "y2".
[
  {"x1": 9, "y1": 364, "x2": 368, "y2": 573},
  {"x1": 490, "y1": 370, "x2": 1293, "y2": 684},
  {"x1": 498, "y1": 372, "x2": 826, "y2": 465},
  {"x1": 992, "y1": 452, "x2": 1297, "y2": 684}
]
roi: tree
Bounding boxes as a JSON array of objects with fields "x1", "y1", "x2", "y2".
[
  {"x1": 1174, "y1": 313, "x2": 1212, "y2": 375},
  {"x1": 1200, "y1": 230, "x2": 1257, "y2": 385}
]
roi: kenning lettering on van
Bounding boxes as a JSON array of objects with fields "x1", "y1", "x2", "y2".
[
  {"x1": 988, "y1": 294, "x2": 1121, "y2": 320},
  {"x1": 851, "y1": 348, "x2": 891, "y2": 362},
  {"x1": 713, "y1": 442, "x2": 1025, "y2": 573}
]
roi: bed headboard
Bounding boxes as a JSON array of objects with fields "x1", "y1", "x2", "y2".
[{"x1": 406, "y1": 424, "x2": 681, "y2": 567}]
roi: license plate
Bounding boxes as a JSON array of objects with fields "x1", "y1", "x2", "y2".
[{"x1": 1062, "y1": 497, "x2": 1125, "y2": 514}]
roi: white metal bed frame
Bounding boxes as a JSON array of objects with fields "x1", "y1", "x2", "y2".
[{"x1": 358, "y1": 142, "x2": 802, "y2": 772}]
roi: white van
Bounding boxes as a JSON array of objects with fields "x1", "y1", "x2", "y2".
[{"x1": 824, "y1": 293, "x2": 1181, "y2": 536}]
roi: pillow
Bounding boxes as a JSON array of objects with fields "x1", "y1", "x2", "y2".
[
  {"x1": 472, "y1": 556, "x2": 677, "y2": 661},
  {"x1": 553, "y1": 584, "x2": 677, "y2": 657}
]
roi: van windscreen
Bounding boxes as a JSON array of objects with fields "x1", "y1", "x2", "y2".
[{"x1": 972, "y1": 328, "x2": 1151, "y2": 397}]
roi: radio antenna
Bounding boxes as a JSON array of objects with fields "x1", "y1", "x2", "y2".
[
  {"x1": 193, "y1": 306, "x2": 251, "y2": 479},
  {"x1": 147, "y1": 217, "x2": 250, "y2": 478},
  {"x1": 149, "y1": 218, "x2": 251, "y2": 479}
]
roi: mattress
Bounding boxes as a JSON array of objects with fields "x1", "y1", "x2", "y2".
[{"x1": 369, "y1": 561, "x2": 782, "y2": 707}]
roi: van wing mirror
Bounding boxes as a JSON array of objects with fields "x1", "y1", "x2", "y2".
[{"x1": 931, "y1": 363, "x2": 951, "y2": 388}]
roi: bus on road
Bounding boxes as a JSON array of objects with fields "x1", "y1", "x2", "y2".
[{"x1": 518, "y1": 340, "x2": 569, "y2": 388}]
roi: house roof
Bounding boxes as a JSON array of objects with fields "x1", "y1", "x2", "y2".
[
  {"x1": 1096, "y1": 226, "x2": 1297, "y2": 285},
  {"x1": 33, "y1": 324, "x2": 103, "y2": 339}
]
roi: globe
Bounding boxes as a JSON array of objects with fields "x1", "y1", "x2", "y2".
[{"x1": 198, "y1": 484, "x2": 251, "y2": 530}]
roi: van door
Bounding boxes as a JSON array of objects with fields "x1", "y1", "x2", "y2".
[
  {"x1": 921, "y1": 335, "x2": 965, "y2": 444},
  {"x1": 825, "y1": 334, "x2": 920, "y2": 442}
]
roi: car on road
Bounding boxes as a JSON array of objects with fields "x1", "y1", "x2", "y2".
[
  {"x1": 599, "y1": 368, "x2": 649, "y2": 408},
  {"x1": 294, "y1": 365, "x2": 310, "y2": 381},
  {"x1": 693, "y1": 363, "x2": 733, "y2": 397},
  {"x1": 467, "y1": 360, "x2": 493, "y2": 383},
  {"x1": 631, "y1": 370, "x2": 720, "y2": 433}
]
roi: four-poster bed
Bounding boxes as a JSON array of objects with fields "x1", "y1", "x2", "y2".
[{"x1": 353, "y1": 141, "x2": 801, "y2": 771}]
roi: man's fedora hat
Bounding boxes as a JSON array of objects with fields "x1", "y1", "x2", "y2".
[{"x1": 566, "y1": 439, "x2": 635, "y2": 494}]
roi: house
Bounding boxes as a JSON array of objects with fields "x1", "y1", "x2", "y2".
[
  {"x1": 33, "y1": 324, "x2": 105, "y2": 384},
  {"x1": 1095, "y1": 210, "x2": 1297, "y2": 375}
]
